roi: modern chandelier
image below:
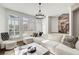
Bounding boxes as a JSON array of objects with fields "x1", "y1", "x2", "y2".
[{"x1": 35, "y1": 3, "x2": 45, "y2": 19}]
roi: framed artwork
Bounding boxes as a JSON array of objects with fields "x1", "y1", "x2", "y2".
[{"x1": 58, "y1": 14, "x2": 69, "y2": 33}]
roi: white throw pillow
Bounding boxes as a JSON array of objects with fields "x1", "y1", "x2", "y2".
[{"x1": 75, "y1": 40, "x2": 79, "y2": 50}]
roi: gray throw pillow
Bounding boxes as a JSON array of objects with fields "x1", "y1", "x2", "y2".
[{"x1": 63, "y1": 36, "x2": 78, "y2": 48}]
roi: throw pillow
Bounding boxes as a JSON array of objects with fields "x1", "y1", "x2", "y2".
[
  {"x1": 1, "y1": 32, "x2": 9, "y2": 41},
  {"x1": 33, "y1": 33, "x2": 38, "y2": 37},
  {"x1": 63, "y1": 36, "x2": 78, "y2": 48},
  {"x1": 39, "y1": 32, "x2": 43, "y2": 36},
  {"x1": 75, "y1": 40, "x2": 79, "y2": 50}
]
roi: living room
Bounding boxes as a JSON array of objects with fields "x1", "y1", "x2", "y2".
[{"x1": 0, "y1": 3, "x2": 79, "y2": 55}]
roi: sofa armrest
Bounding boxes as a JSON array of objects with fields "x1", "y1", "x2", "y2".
[
  {"x1": 55, "y1": 44, "x2": 79, "y2": 55},
  {"x1": 0, "y1": 40, "x2": 4, "y2": 49},
  {"x1": 0, "y1": 43, "x2": 4, "y2": 49},
  {"x1": 23, "y1": 37, "x2": 34, "y2": 44}
]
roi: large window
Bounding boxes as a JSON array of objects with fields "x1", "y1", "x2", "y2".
[
  {"x1": 8, "y1": 10, "x2": 42, "y2": 40},
  {"x1": 8, "y1": 14, "x2": 36, "y2": 40},
  {"x1": 22, "y1": 17, "x2": 36, "y2": 37},
  {"x1": 9, "y1": 15, "x2": 20, "y2": 39}
]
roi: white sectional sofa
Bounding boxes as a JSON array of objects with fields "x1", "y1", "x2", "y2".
[
  {"x1": 33, "y1": 34, "x2": 79, "y2": 55},
  {"x1": 1, "y1": 32, "x2": 79, "y2": 55}
]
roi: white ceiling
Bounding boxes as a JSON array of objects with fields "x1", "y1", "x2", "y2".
[{"x1": 1, "y1": 3, "x2": 74, "y2": 16}]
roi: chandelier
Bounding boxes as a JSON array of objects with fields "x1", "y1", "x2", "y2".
[{"x1": 35, "y1": 3, "x2": 45, "y2": 19}]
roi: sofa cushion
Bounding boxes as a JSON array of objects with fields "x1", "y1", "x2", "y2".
[
  {"x1": 3, "y1": 41, "x2": 17, "y2": 50},
  {"x1": 75, "y1": 40, "x2": 79, "y2": 50},
  {"x1": 40, "y1": 40, "x2": 59, "y2": 54},
  {"x1": 55, "y1": 44, "x2": 79, "y2": 55},
  {"x1": 33, "y1": 37, "x2": 45, "y2": 44},
  {"x1": 62, "y1": 36, "x2": 78, "y2": 48},
  {"x1": 48, "y1": 34, "x2": 63, "y2": 42}
]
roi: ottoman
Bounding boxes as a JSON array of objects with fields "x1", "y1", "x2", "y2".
[{"x1": 3, "y1": 41, "x2": 17, "y2": 50}]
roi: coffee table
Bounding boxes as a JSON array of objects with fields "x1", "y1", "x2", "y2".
[{"x1": 14, "y1": 43, "x2": 49, "y2": 55}]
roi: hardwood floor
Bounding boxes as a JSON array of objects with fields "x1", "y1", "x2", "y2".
[
  {"x1": 0, "y1": 49, "x2": 14, "y2": 55},
  {"x1": 5, "y1": 50, "x2": 15, "y2": 55}
]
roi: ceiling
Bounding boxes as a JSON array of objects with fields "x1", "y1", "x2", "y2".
[{"x1": 1, "y1": 3, "x2": 74, "y2": 16}]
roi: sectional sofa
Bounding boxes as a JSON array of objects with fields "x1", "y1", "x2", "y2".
[
  {"x1": 33, "y1": 34, "x2": 79, "y2": 55},
  {"x1": 0, "y1": 33, "x2": 79, "y2": 55}
]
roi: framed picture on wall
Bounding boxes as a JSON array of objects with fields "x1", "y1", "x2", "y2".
[{"x1": 58, "y1": 14, "x2": 69, "y2": 33}]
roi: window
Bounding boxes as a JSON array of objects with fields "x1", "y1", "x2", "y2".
[
  {"x1": 8, "y1": 13, "x2": 36, "y2": 40},
  {"x1": 9, "y1": 15, "x2": 20, "y2": 39},
  {"x1": 22, "y1": 17, "x2": 36, "y2": 37},
  {"x1": 8, "y1": 10, "x2": 42, "y2": 40}
]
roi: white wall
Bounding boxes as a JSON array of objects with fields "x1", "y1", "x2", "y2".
[
  {"x1": 51, "y1": 18, "x2": 58, "y2": 32},
  {"x1": 0, "y1": 6, "x2": 7, "y2": 33},
  {"x1": 36, "y1": 19, "x2": 42, "y2": 32},
  {"x1": 72, "y1": 8, "x2": 79, "y2": 36},
  {"x1": 48, "y1": 17, "x2": 58, "y2": 33},
  {"x1": 42, "y1": 16, "x2": 58, "y2": 34},
  {"x1": 69, "y1": 7, "x2": 72, "y2": 36},
  {"x1": 42, "y1": 16, "x2": 48, "y2": 35},
  {"x1": 70, "y1": 4, "x2": 79, "y2": 36}
]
